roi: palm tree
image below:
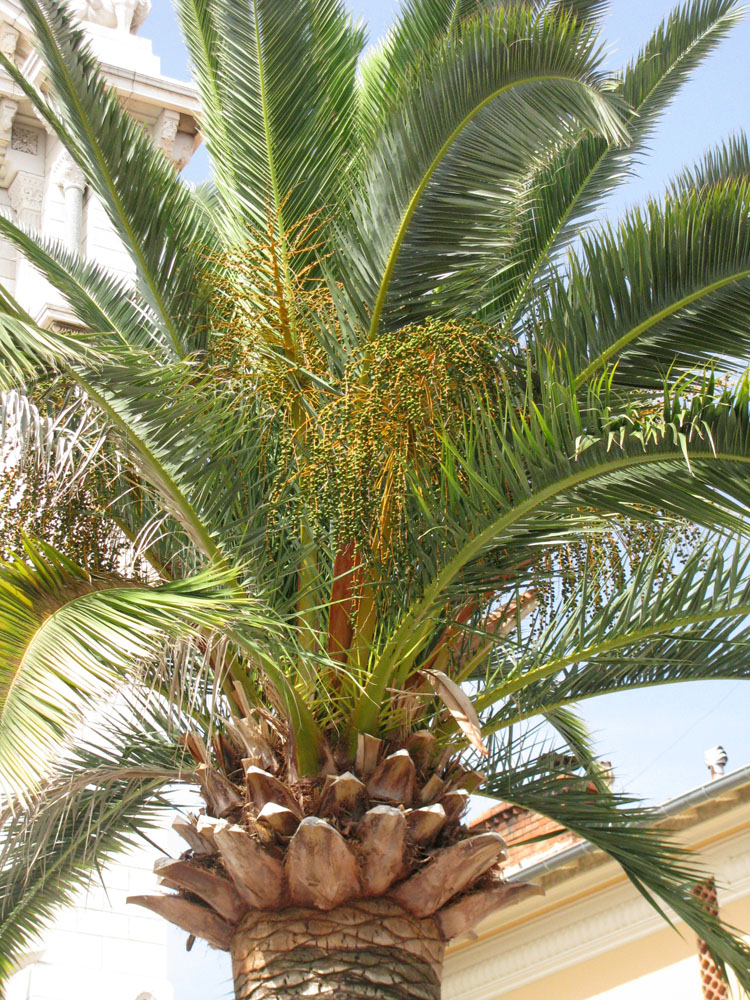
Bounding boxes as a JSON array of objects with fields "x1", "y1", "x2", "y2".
[{"x1": 3, "y1": 0, "x2": 750, "y2": 995}]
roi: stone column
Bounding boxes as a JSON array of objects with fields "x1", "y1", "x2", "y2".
[{"x1": 55, "y1": 151, "x2": 86, "y2": 253}]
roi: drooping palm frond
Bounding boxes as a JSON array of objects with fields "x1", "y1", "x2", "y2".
[
  {"x1": 476, "y1": 532, "x2": 750, "y2": 731},
  {"x1": 356, "y1": 0, "x2": 610, "y2": 142},
  {"x1": 0, "y1": 540, "x2": 258, "y2": 798},
  {"x1": 349, "y1": 375, "x2": 750, "y2": 737},
  {"x1": 481, "y1": 0, "x2": 743, "y2": 327},
  {"x1": 541, "y1": 180, "x2": 750, "y2": 389},
  {"x1": 0, "y1": 303, "x2": 88, "y2": 391},
  {"x1": 486, "y1": 751, "x2": 750, "y2": 992},
  {"x1": 0, "y1": 217, "x2": 165, "y2": 352},
  {"x1": 0, "y1": 704, "x2": 192, "y2": 993}
]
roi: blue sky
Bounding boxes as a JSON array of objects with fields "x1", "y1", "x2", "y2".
[{"x1": 137, "y1": 2, "x2": 750, "y2": 990}]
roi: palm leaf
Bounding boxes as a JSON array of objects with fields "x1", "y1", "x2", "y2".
[
  {"x1": 481, "y1": 0, "x2": 743, "y2": 327},
  {"x1": 477, "y1": 532, "x2": 750, "y2": 728},
  {"x1": 541, "y1": 180, "x2": 750, "y2": 389},
  {"x1": 336, "y1": 5, "x2": 625, "y2": 336},
  {"x1": 672, "y1": 130, "x2": 750, "y2": 193},
  {"x1": 175, "y1": 0, "x2": 364, "y2": 253},
  {"x1": 0, "y1": 539, "x2": 253, "y2": 798},
  {"x1": 0, "y1": 216, "x2": 165, "y2": 352},
  {"x1": 486, "y1": 754, "x2": 750, "y2": 991},
  {"x1": 0, "y1": 707, "x2": 189, "y2": 994},
  {"x1": 350, "y1": 376, "x2": 750, "y2": 735}
]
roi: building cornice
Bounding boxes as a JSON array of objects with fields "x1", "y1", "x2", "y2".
[{"x1": 443, "y1": 829, "x2": 750, "y2": 999}]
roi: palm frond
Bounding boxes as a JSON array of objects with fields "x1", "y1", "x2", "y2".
[
  {"x1": 478, "y1": 532, "x2": 750, "y2": 728},
  {"x1": 0, "y1": 705, "x2": 190, "y2": 994},
  {"x1": 0, "y1": 540, "x2": 253, "y2": 798},
  {"x1": 0, "y1": 216, "x2": 165, "y2": 352},
  {"x1": 357, "y1": 0, "x2": 503, "y2": 144},
  {"x1": 0, "y1": 306, "x2": 90, "y2": 389},
  {"x1": 337, "y1": 5, "x2": 625, "y2": 337},
  {"x1": 481, "y1": 0, "x2": 743, "y2": 327},
  {"x1": 176, "y1": 0, "x2": 365, "y2": 253},
  {"x1": 486, "y1": 753, "x2": 750, "y2": 991},
  {"x1": 539, "y1": 179, "x2": 750, "y2": 389},
  {"x1": 672, "y1": 130, "x2": 750, "y2": 193},
  {"x1": 350, "y1": 375, "x2": 750, "y2": 736},
  {"x1": 547, "y1": 0, "x2": 609, "y2": 18}
]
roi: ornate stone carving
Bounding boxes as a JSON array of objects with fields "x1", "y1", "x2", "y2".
[
  {"x1": 70, "y1": 0, "x2": 151, "y2": 34},
  {"x1": 0, "y1": 99, "x2": 16, "y2": 146},
  {"x1": 171, "y1": 132, "x2": 195, "y2": 172},
  {"x1": 151, "y1": 108, "x2": 179, "y2": 155},
  {"x1": 0, "y1": 24, "x2": 19, "y2": 62},
  {"x1": 8, "y1": 172, "x2": 44, "y2": 225},
  {"x1": 54, "y1": 151, "x2": 86, "y2": 193},
  {"x1": 10, "y1": 125, "x2": 39, "y2": 156},
  {"x1": 0, "y1": 99, "x2": 18, "y2": 185}
]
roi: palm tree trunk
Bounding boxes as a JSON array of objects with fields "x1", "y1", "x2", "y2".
[{"x1": 230, "y1": 899, "x2": 445, "y2": 1000}]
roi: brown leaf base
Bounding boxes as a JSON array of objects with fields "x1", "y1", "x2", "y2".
[{"x1": 230, "y1": 898, "x2": 445, "y2": 1000}]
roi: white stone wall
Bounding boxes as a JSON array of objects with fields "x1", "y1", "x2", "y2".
[{"x1": 8, "y1": 847, "x2": 174, "y2": 1000}]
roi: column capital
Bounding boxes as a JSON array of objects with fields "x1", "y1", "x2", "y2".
[{"x1": 54, "y1": 150, "x2": 86, "y2": 192}]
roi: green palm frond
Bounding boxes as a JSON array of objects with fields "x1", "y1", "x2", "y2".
[
  {"x1": 175, "y1": 0, "x2": 365, "y2": 250},
  {"x1": 356, "y1": 0, "x2": 609, "y2": 139},
  {"x1": 337, "y1": 5, "x2": 625, "y2": 335},
  {"x1": 357, "y1": 0, "x2": 503, "y2": 142},
  {"x1": 350, "y1": 376, "x2": 750, "y2": 736},
  {"x1": 0, "y1": 216, "x2": 165, "y2": 352},
  {"x1": 482, "y1": 0, "x2": 743, "y2": 327},
  {"x1": 0, "y1": 308, "x2": 90, "y2": 390},
  {"x1": 672, "y1": 130, "x2": 750, "y2": 193},
  {"x1": 477, "y1": 532, "x2": 750, "y2": 729},
  {"x1": 547, "y1": 0, "x2": 610, "y2": 18},
  {"x1": 0, "y1": 705, "x2": 191, "y2": 993},
  {"x1": 7, "y1": 0, "x2": 221, "y2": 357},
  {"x1": 0, "y1": 539, "x2": 254, "y2": 798},
  {"x1": 0, "y1": 304, "x2": 244, "y2": 563},
  {"x1": 487, "y1": 753, "x2": 750, "y2": 991},
  {"x1": 541, "y1": 179, "x2": 750, "y2": 389}
]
